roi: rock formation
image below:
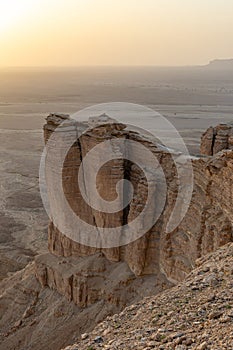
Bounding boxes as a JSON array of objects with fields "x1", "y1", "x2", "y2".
[
  {"x1": 207, "y1": 58, "x2": 233, "y2": 69},
  {"x1": 200, "y1": 122, "x2": 233, "y2": 155},
  {"x1": 35, "y1": 113, "x2": 233, "y2": 308},
  {"x1": 1, "y1": 114, "x2": 233, "y2": 350}
]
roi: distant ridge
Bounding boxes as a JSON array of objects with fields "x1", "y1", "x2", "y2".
[{"x1": 206, "y1": 58, "x2": 233, "y2": 69}]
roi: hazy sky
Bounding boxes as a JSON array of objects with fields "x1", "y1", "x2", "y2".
[{"x1": 1, "y1": 0, "x2": 233, "y2": 67}]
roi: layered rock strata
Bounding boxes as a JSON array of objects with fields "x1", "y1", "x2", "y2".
[
  {"x1": 36, "y1": 113, "x2": 233, "y2": 306},
  {"x1": 35, "y1": 253, "x2": 170, "y2": 309},
  {"x1": 200, "y1": 122, "x2": 233, "y2": 155}
]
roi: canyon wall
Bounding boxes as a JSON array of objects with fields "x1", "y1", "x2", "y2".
[
  {"x1": 35, "y1": 114, "x2": 233, "y2": 305},
  {"x1": 200, "y1": 122, "x2": 233, "y2": 155}
]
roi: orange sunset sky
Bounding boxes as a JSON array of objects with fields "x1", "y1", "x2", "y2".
[{"x1": 0, "y1": 0, "x2": 233, "y2": 67}]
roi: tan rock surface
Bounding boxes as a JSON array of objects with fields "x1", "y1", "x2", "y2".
[
  {"x1": 200, "y1": 122, "x2": 233, "y2": 155},
  {"x1": 42, "y1": 114, "x2": 233, "y2": 287},
  {"x1": 0, "y1": 255, "x2": 170, "y2": 350}
]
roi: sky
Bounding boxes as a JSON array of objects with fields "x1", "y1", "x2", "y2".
[{"x1": 0, "y1": 0, "x2": 233, "y2": 67}]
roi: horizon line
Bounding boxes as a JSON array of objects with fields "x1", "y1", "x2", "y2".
[
  {"x1": 0, "y1": 63, "x2": 207, "y2": 69},
  {"x1": 1, "y1": 59, "x2": 233, "y2": 70}
]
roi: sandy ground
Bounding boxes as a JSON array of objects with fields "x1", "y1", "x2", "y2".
[{"x1": 0, "y1": 130, "x2": 47, "y2": 280}]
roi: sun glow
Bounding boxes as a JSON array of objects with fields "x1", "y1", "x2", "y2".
[
  {"x1": 1, "y1": 0, "x2": 233, "y2": 67},
  {"x1": 0, "y1": 0, "x2": 34, "y2": 33}
]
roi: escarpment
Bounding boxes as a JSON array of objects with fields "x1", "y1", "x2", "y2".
[
  {"x1": 35, "y1": 113, "x2": 233, "y2": 307},
  {"x1": 200, "y1": 122, "x2": 233, "y2": 155}
]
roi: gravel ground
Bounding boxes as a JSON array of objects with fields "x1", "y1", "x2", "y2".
[{"x1": 63, "y1": 243, "x2": 233, "y2": 350}]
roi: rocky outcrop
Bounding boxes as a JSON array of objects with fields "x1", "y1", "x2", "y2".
[
  {"x1": 35, "y1": 252, "x2": 170, "y2": 309},
  {"x1": 43, "y1": 113, "x2": 175, "y2": 277},
  {"x1": 207, "y1": 58, "x2": 233, "y2": 69},
  {"x1": 37, "y1": 114, "x2": 233, "y2": 306},
  {"x1": 200, "y1": 122, "x2": 233, "y2": 155},
  {"x1": 160, "y1": 151, "x2": 233, "y2": 282}
]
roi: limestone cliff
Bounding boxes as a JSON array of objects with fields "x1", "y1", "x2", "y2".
[
  {"x1": 200, "y1": 122, "x2": 233, "y2": 155},
  {"x1": 35, "y1": 114, "x2": 233, "y2": 307}
]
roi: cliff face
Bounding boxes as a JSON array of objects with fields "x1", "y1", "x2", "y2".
[
  {"x1": 36, "y1": 114, "x2": 233, "y2": 306},
  {"x1": 42, "y1": 113, "x2": 176, "y2": 277},
  {"x1": 200, "y1": 122, "x2": 233, "y2": 155},
  {"x1": 161, "y1": 151, "x2": 233, "y2": 282}
]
